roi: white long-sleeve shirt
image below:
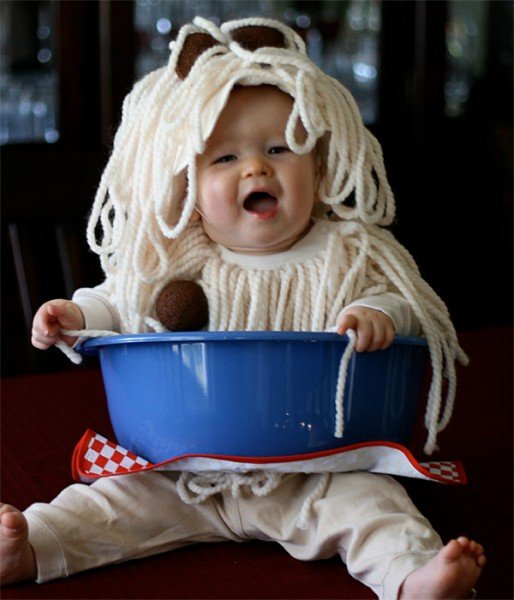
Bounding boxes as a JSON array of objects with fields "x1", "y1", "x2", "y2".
[{"x1": 73, "y1": 220, "x2": 420, "y2": 336}]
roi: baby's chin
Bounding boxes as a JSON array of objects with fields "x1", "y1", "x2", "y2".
[{"x1": 220, "y1": 222, "x2": 314, "y2": 255}]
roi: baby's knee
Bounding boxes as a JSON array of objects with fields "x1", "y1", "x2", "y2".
[
  {"x1": 315, "y1": 472, "x2": 435, "y2": 541},
  {"x1": 325, "y1": 472, "x2": 413, "y2": 508}
]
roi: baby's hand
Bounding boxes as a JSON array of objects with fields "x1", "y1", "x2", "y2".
[
  {"x1": 31, "y1": 300, "x2": 85, "y2": 350},
  {"x1": 336, "y1": 306, "x2": 395, "y2": 352}
]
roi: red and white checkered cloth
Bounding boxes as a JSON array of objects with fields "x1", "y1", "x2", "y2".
[
  {"x1": 72, "y1": 430, "x2": 467, "y2": 485},
  {"x1": 421, "y1": 461, "x2": 464, "y2": 482},
  {"x1": 78, "y1": 432, "x2": 150, "y2": 476}
]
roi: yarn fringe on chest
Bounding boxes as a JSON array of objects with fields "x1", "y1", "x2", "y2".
[
  {"x1": 200, "y1": 221, "x2": 467, "y2": 456},
  {"x1": 203, "y1": 222, "x2": 389, "y2": 332},
  {"x1": 68, "y1": 219, "x2": 467, "y2": 457},
  {"x1": 69, "y1": 16, "x2": 468, "y2": 460}
]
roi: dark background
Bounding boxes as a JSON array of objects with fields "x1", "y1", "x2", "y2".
[
  {"x1": 1, "y1": 4, "x2": 512, "y2": 598},
  {"x1": 2, "y1": 0, "x2": 512, "y2": 376}
]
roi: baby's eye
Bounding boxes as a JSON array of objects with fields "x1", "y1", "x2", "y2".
[
  {"x1": 268, "y1": 146, "x2": 289, "y2": 155},
  {"x1": 214, "y1": 154, "x2": 237, "y2": 164}
]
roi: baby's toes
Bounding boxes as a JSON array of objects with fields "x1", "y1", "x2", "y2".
[
  {"x1": 468, "y1": 540, "x2": 484, "y2": 558},
  {"x1": 471, "y1": 542, "x2": 486, "y2": 566},
  {"x1": 456, "y1": 536, "x2": 471, "y2": 552},
  {"x1": 442, "y1": 539, "x2": 464, "y2": 561},
  {"x1": 0, "y1": 505, "x2": 26, "y2": 537}
]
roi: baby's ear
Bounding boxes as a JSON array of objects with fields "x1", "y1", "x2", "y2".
[{"x1": 190, "y1": 208, "x2": 202, "y2": 222}]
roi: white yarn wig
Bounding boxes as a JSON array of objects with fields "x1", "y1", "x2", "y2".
[
  {"x1": 86, "y1": 16, "x2": 395, "y2": 329},
  {"x1": 84, "y1": 17, "x2": 467, "y2": 454}
]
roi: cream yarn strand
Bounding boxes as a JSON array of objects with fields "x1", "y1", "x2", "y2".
[
  {"x1": 334, "y1": 329, "x2": 357, "y2": 438},
  {"x1": 56, "y1": 329, "x2": 119, "y2": 364},
  {"x1": 296, "y1": 473, "x2": 330, "y2": 530},
  {"x1": 177, "y1": 471, "x2": 282, "y2": 505}
]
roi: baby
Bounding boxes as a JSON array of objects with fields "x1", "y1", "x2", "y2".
[{"x1": 1, "y1": 17, "x2": 484, "y2": 598}]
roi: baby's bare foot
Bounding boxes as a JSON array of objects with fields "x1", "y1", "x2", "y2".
[
  {"x1": 0, "y1": 504, "x2": 37, "y2": 585},
  {"x1": 399, "y1": 536, "x2": 485, "y2": 599}
]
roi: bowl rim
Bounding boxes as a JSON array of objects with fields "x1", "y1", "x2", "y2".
[{"x1": 77, "y1": 331, "x2": 428, "y2": 356}]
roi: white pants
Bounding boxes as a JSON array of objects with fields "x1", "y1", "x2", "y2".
[{"x1": 25, "y1": 471, "x2": 442, "y2": 599}]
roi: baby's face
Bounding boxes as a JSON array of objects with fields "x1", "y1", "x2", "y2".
[{"x1": 195, "y1": 86, "x2": 318, "y2": 254}]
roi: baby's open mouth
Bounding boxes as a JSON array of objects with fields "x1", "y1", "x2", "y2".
[{"x1": 243, "y1": 191, "x2": 278, "y2": 214}]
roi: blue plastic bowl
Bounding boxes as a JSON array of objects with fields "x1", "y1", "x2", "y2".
[{"x1": 79, "y1": 332, "x2": 428, "y2": 463}]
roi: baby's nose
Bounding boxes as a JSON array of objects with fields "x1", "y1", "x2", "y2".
[{"x1": 241, "y1": 155, "x2": 272, "y2": 178}]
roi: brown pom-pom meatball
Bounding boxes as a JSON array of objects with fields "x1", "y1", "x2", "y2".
[{"x1": 155, "y1": 280, "x2": 209, "y2": 331}]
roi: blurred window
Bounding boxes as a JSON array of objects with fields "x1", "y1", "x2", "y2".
[
  {"x1": 0, "y1": 0, "x2": 59, "y2": 145},
  {"x1": 134, "y1": 0, "x2": 381, "y2": 124},
  {"x1": 445, "y1": 0, "x2": 489, "y2": 117}
]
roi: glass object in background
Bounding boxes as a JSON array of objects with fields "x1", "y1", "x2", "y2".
[
  {"x1": 133, "y1": 0, "x2": 380, "y2": 124},
  {"x1": 316, "y1": 0, "x2": 380, "y2": 124},
  {"x1": 0, "y1": 0, "x2": 59, "y2": 145},
  {"x1": 134, "y1": 0, "x2": 282, "y2": 79},
  {"x1": 445, "y1": 0, "x2": 488, "y2": 118}
]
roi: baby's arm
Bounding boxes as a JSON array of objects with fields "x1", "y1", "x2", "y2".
[
  {"x1": 32, "y1": 300, "x2": 85, "y2": 349},
  {"x1": 32, "y1": 281, "x2": 121, "y2": 351},
  {"x1": 337, "y1": 306, "x2": 394, "y2": 352},
  {"x1": 336, "y1": 292, "x2": 421, "y2": 352}
]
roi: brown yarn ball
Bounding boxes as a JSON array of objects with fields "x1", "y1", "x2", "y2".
[
  {"x1": 175, "y1": 32, "x2": 218, "y2": 80},
  {"x1": 155, "y1": 280, "x2": 209, "y2": 331},
  {"x1": 231, "y1": 26, "x2": 286, "y2": 51}
]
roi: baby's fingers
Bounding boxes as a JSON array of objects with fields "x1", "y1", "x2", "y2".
[
  {"x1": 366, "y1": 321, "x2": 392, "y2": 352},
  {"x1": 337, "y1": 312, "x2": 357, "y2": 335},
  {"x1": 46, "y1": 300, "x2": 84, "y2": 331},
  {"x1": 378, "y1": 323, "x2": 395, "y2": 350},
  {"x1": 31, "y1": 299, "x2": 84, "y2": 350},
  {"x1": 31, "y1": 327, "x2": 60, "y2": 350},
  {"x1": 32, "y1": 311, "x2": 61, "y2": 348},
  {"x1": 46, "y1": 300, "x2": 76, "y2": 326},
  {"x1": 32, "y1": 325, "x2": 78, "y2": 350},
  {"x1": 353, "y1": 321, "x2": 374, "y2": 352},
  {"x1": 59, "y1": 332, "x2": 80, "y2": 348},
  {"x1": 337, "y1": 313, "x2": 372, "y2": 352}
]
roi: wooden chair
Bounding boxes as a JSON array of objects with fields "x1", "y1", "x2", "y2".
[
  {"x1": 2, "y1": 217, "x2": 102, "y2": 376},
  {"x1": 1, "y1": 146, "x2": 105, "y2": 376}
]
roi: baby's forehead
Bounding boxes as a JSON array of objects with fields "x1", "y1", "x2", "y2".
[
  {"x1": 206, "y1": 85, "x2": 294, "y2": 141},
  {"x1": 229, "y1": 83, "x2": 293, "y2": 100},
  {"x1": 205, "y1": 121, "x2": 288, "y2": 148},
  {"x1": 225, "y1": 84, "x2": 294, "y2": 113}
]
